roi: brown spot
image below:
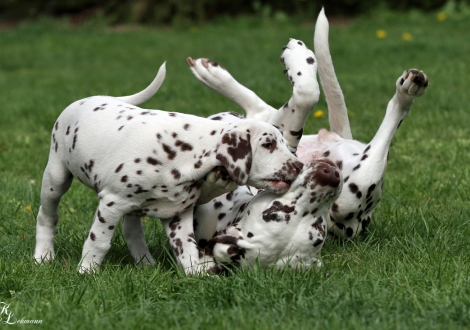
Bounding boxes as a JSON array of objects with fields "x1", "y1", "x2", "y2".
[
  {"x1": 163, "y1": 144, "x2": 177, "y2": 160},
  {"x1": 349, "y1": 183, "x2": 359, "y2": 194},
  {"x1": 97, "y1": 210, "x2": 106, "y2": 223},
  {"x1": 311, "y1": 217, "x2": 325, "y2": 237},
  {"x1": 171, "y1": 169, "x2": 181, "y2": 179},
  {"x1": 146, "y1": 157, "x2": 161, "y2": 166},
  {"x1": 262, "y1": 201, "x2": 295, "y2": 222},
  {"x1": 115, "y1": 163, "x2": 124, "y2": 173},
  {"x1": 72, "y1": 135, "x2": 77, "y2": 149},
  {"x1": 221, "y1": 132, "x2": 252, "y2": 162},
  {"x1": 306, "y1": 57, "x2": 315, "y2": 64},
  {"x1": 175, "y1": 140, "x2": 193, "y2": 151},
  {"x1": 366, "y1": 183, "x2": 377, "y2": 199},
  {"x1": 331, "y1": 203, "x2": 339, "y2": 213},
  {"x1": 290, "y1": 128, "x2": 304, "y2": 140},
  {"x1": 313, "y1": 239, "x2": 323, "y2": 247},
  {"x1": 336, "y1": 160, "x2": 343, "y2": 170}
]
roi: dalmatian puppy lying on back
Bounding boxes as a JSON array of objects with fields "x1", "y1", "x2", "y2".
[
  {"x1": 34, "y1": 63, "x2": 303, "y2": 274},
  {"x1": 196, "y1": 158, "x2": 342, "y2": 272},
  {"x1": 188, "y1": 8, "x2": 429, "y2": 251}
]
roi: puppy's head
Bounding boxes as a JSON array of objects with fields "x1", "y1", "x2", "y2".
[{"x1": 216, "y1": 120, "x2": 302, "y2": 193}]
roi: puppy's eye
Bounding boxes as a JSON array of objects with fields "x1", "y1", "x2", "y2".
[{"x1": 262, "y1": 143, "x2": 273, "y2": 149}]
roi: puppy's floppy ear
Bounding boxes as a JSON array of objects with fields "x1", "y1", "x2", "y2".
[{"x1": 216, "y1": 130, "x2": 252, "y2": 185}]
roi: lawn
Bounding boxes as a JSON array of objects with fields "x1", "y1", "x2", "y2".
[{"x1": 0, "y1": 8, "x2": 469, "y2": 329}]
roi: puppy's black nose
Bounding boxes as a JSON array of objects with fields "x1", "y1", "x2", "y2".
[{"x1": 314, "y1": 163, "x2": 341, "y2": 187}]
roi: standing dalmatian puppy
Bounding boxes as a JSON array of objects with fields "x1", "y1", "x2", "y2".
[
  {"x1": 34, "y1": 63, "x2": 303, "y2": 274},
  {"x1": 188, "y1": 8, "x2": 428, "y2": 243}
]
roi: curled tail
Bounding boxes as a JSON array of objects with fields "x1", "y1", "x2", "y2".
[
  {"x1": 117, "y1": 62, "x2": 166, "y2": 106},
  {"x1": 314, "y1": 8, "x2": 352, "y2": 140}
]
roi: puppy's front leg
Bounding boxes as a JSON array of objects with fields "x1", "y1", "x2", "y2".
[{"x1": 162, "y1": 208, "x2": 203, "y2": 275}]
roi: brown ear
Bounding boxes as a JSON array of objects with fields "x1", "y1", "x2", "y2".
[{"x1": 216, "y1": 131, "x2": 252, "y2": 185}]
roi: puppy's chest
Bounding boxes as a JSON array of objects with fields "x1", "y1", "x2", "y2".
[{"x1": 126, "y1": 181, "x2": 204, "y2": 219}]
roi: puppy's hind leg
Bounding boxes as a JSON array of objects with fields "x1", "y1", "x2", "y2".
[
  {"x1": 122, "y1": 215, "x2": 155, "y2": 265},
  {"x1": 328, "y1": 69, "x2": 428, "y2": 238},
  {"x1": 79, "y1": 197, "x2": 127, "y2": 273},
  {"x1": 187, "y1": 57, "x2": 277, "y2": 121},
  {"x1": 34, "y1": 160, "x2": 73, "y2": 263},
  {"x1": 268, "y1": 38, "x2": 320, "y2": 153}
]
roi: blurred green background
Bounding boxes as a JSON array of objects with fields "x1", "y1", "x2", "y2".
[{"x1": 2, "y1": 0, "x2": 470, "y2": 26}]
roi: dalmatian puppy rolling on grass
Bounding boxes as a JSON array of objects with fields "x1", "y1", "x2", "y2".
[
  {"x1": 188, "y1": 5, "x2": 429, "y2": 263},
  {"x1": 196, "y1": 158, "x2": 342, "y2": 272},
  {"x1": 34, "y1": 63, "x2": 304, "y2": 274}
]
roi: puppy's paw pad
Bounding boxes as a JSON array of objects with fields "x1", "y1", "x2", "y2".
[
  {"x1": 398, "y1": 69, "x2": 428, "y2": 97},
  {"x1": 187, "y1": 57, "x2": 233, "y2": 89}
]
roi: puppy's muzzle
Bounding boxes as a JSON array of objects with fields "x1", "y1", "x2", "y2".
[{"x1": 314, "y1": 160, "x2": 341, "y2": 187}]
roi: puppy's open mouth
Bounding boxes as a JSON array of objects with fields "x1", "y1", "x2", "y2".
[{"x1": 265, "y1": 179, "x2": 292, "y2": 191}]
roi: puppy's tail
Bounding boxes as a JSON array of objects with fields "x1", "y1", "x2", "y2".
[
  {"x1": 314, "y1": 8, "x2": 352, "y2": 140},
  {"x1": 117, "y1": 62, "x2": 166, "y2": 106}
]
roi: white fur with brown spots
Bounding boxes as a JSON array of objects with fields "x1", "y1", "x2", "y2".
[
  {"x1": 33, "y1": 63, "x2": 303, "y2": 274},
  {"x1": 189, "y1": 7, "x2": 429, "y2": 250}
]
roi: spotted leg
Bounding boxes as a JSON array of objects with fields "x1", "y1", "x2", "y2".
[
  {"x1": 161, "y1": 208, "x2": 204, "y2": 275},
  {"x1": 79, "y1": 198, "x2": 127, "y2": 273},
  {"x1": 34, "y1": 157, "x2": 73, "y2": 263},
  {"x1": 187, "y1": 57, "x2": 277, "y2": 121},
  {"x1": 188, "y1": 38, "x2": 319, "y2": 153},
  {"x1": 268, "y1": 38, "x2": 319, "y2": 152},
  {"x1": 328, "y1": 69, "x2": 428, "y2": 238}
]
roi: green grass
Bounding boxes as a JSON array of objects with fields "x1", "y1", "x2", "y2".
[{"x1": 1, "y1": 10, "x2": 470, "y2": 329}]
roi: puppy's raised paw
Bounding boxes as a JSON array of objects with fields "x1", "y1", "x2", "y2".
[
  {"x1": 280, "y1": 38, "x2": 317, "y2": 86},
  {"x1": 398, "y1": 69, "x2": 428, "y2": 98}
]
